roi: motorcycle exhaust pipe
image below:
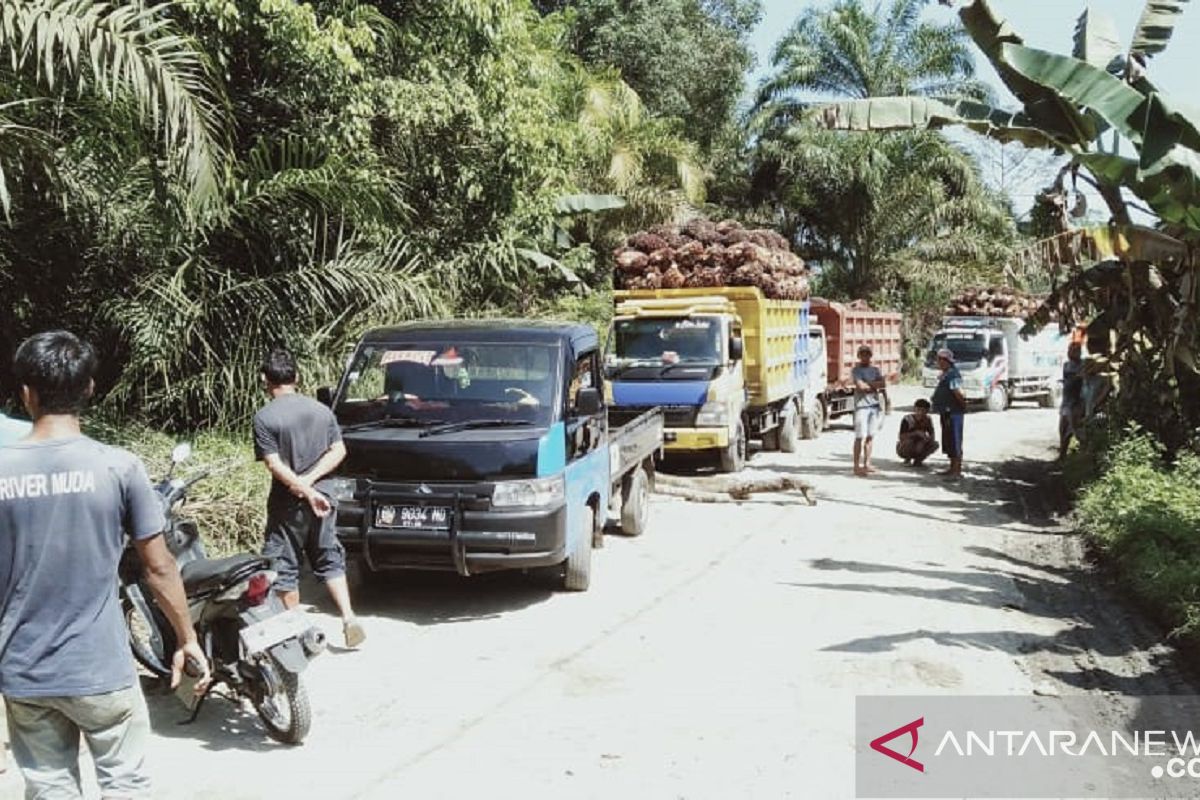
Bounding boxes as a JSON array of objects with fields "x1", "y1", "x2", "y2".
[{"x1": 300, "y1": 626, "x2": 327, "y2": 657}]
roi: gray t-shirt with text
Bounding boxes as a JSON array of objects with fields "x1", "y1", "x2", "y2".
[
  {"x1": 0, "y1": 436, "x2": 164, "y2": 698},
  {"x1": 852, "y1": 365, "x2": 884, "y2": 409},
  {"x1": 253, "y1": 393, "x2": 342, "y2": 507}
]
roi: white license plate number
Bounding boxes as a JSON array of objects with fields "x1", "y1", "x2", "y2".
[
  {"x1": 240, "y1": 608, "x2": 312, "y2": 654},
  {"x1": 376, "y1": 505, "x2": 450, "y2": 530}
]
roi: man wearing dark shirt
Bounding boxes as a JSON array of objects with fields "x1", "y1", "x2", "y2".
[
  {"x1": 1059, "y1": 342, "x2": 1084, "y2": 459},
  {"x1": 896, "y1": 399, "x2": 938, "y2": 466},
  {"x1": 0, "y1": 331, "x2": 207, "y2": 797},
  {"x1": 253, "y1": 347, "x2": 365, "y2": 648}
]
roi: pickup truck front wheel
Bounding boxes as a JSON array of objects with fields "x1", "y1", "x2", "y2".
[
  {"x1": 563, "y1": 507, "x2": 594, "y2": 591},
  {"x1": 619, "y1": 466, "x2": 649, "y2": 536}
]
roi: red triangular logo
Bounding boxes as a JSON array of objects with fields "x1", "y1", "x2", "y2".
[{"x1": 870, "y1": 717, "x2": 925, "y2": 773}]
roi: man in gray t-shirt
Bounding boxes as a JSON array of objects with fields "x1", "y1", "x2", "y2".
[
  {"x1": 851, "y1": 345, "x2": 887, "y2": 476},
  {"x1": 253, "y1": 346, "x2": 364, "y2": 649},
  {"x1": 0, "y1": 331, "x2": 205, "y2": 797}
]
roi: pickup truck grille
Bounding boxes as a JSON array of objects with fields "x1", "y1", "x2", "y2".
[{"x1": 611, "y1": 405, "x2": 698, "y2": 428}]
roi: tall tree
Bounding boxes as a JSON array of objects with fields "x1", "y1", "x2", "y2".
[
  {"x1": 537, "y1": 0, "x2": 762, "y2": 153},
  {"x1": 754, "y1": 0, "x2": 983, "y2": 130}
]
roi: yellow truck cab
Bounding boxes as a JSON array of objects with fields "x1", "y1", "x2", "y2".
[{"x1": 605, "y1": 287, "x2": 812, "y2": 472}]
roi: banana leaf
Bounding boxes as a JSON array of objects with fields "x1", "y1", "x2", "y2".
[
  {"x1": 958, "y1": 0, "x2": 1097, "y2": 147},
  {"x1": 553, "y1": 194, "x2": 627, "y2": 215},
  {"x1": 1130, "y1": 0, "x2": 1193, "y2": 58},
  {"x1": 1073, "y1": 7, "x2": 1124, "y2": 72},
  {"x1": 814, "y1": 96, "x2": 1063, "y2": 149}
]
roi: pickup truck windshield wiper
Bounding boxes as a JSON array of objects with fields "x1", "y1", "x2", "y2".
[
  {"x1": 418, "y1": 419, "x2": 536, "y2": 438},
  {"x1": 342, "y1": 417, "x2": 444, "y2": 433}
]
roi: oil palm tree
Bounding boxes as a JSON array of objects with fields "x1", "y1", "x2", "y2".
[
  {"x1": 754, "y1": 0, "x2": 985, "y2": 130},
  {"x1": 0, "y1": 0, "x2": 230, "y2": 216}
]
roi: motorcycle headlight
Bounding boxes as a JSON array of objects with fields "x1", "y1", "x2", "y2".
[
  {"x1": 326, "y1": 478, "x2": 358, "y2": 501},
  {"x1": 695, "y1": 401, "x2": 729, "y2": 427},
  {"x1": 492, "y1": 476, "x2": 565, "y2": 509}
]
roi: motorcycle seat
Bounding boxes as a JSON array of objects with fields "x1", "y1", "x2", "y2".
[{"x1": 181, "y1": 554, "x2": 271, "y2": 596}]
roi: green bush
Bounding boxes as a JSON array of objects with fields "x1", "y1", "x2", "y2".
[
  {"x1": 1077, "y1": 429, "x2": 1200, "y2": 637},
  {"x1": 86, "y1": 419, "x2": 268, "y2": 557}
]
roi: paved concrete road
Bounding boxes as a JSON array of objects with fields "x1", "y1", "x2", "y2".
[{"x1": 1, "y1": 388, "x2": 1193, "y2": 798}]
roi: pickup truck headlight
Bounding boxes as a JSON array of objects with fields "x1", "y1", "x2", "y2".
[
  {"x1": 325, "y1": 478, "x2": 358, "y2": 501},
  {"x1": 695, "y1": 401, "x2": 729, "y2": 427},
  {"x1": 492, "y1": 476, "x2": 565, "y2": 509}
]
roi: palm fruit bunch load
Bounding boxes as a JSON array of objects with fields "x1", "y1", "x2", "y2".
[
  {"x1": 945, "y1": 286, "x2": 1049, "y2": 319},
  {"x1": 612, "y1": 218, "x2": 810, "y2": 300}
]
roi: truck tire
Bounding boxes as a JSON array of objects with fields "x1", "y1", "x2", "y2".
[
  {"x1": 1039, "y1": 383, "x2": 1061, "y2": 408},
  {"x1": 718, "y1": 421, "x2": 747, "y2": 473},
  {"x1": 619, "y1": 467, "x2": 649, "y2": 536},
  {"x1": 986, "y1": 384, "x2": 1009, "y2": 413},
  {"x1": 563, "y1": 507, "x2": 594, "y2": 591},
  {"x1": 801, "y1": 399, "x2": 825, "y2": 440},
  {"x1": 779, "y1": 403, "x2": 802, "y2": 453}
]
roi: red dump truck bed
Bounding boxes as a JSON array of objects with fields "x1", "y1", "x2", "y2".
[{"x1": 811, "y1": 298, "x2": 903, "y2": 389}]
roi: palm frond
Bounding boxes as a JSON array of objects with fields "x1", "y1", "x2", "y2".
[{"x1": 0, "y1": 0, "x2": 231, "y2": 212}]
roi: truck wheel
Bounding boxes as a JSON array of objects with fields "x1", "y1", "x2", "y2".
[
  {"x1": 986, "y1": 384, "x2": 1009, "y2": 413},
  {"x1": 619, "y1": 467, "x2": 649, "y2": 536},
  {"x1": 779, "y1": 403, "x2": 802, "y2": 453},
  {"x1": 801, "y1": 399, "x2": 825, "y2": 440},
  {"x1": 1039, "y1": 383, "x2": 1061, "y2": 408},
  {"x1": 718, "y1": 421, "x2": 747, "y2": 473},
  {"x1": 563, "y1": 507, "x2": 594, "y2": 591}
]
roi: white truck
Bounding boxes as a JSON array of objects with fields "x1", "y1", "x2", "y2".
[{"x1": 921, "y1": 316, "x2": 1067, "y2": 412}]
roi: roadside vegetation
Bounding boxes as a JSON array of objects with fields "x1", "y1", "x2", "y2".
[{"x1": 18, "y1": 0, "x2": 1199, "y2": 588}]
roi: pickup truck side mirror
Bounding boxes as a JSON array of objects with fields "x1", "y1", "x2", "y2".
[
  {"x1": 316, "y1": 386, "x2": 334, "y2": 407},
  {"x1": 574, "y1": 387, "x2": 603, "y2": 416},
  {"x1": 729, "y1": 337, "x2": 744, "y2": 362}
]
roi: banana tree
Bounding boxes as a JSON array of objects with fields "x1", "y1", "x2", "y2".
[{"x1": 816, "y1": 0, "x2": 1200, "y2": 449}]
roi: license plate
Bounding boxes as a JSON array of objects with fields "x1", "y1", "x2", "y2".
[
  {"x1": 376, "y1": 504, "x2": 451, "y2": 530},
  {"x1": 240, "y1": 608, "x2": 312, "y2": 655}
]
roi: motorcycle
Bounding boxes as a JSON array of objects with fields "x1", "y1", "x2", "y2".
[{"x1": 119, "y1": 443, "x2": 326, "y2": 745}]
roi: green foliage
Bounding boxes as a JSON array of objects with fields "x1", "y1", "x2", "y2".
[
  {"x1": 754, "y1": 0, "x2": 985, "y2": 132},
  {"x1": 1077, "y1": 428, "x2": 1200, "y2": 637},
  {"x1": 540, "y1": 0, "x2": 762, "y2": 153},
  {"x1": 85, "y1": 417, "x2": 267, "y2": 556}
]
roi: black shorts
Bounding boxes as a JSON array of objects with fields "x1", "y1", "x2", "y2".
[{"x1": 263, "y1": 497, "x2": 346, "y2": 591}]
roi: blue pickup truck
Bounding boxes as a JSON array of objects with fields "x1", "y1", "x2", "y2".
[{"x1": 318, "y1": 320, "x2": 663, "y2": 591}]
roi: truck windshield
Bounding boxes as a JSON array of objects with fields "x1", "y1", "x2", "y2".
[
  {"x1": 611, "y1": 317, "x2": 723, "y2": 366},
  {"x1": 927, "y1": 332, "x2": 989, "y2": 368},
  {"x1": 334, "y1": 342, "x2": 559, "y2": 428}
]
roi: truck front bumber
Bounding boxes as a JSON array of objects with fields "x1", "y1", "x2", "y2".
[
  {"x1": 335, "y1": 424, "x2": 570, "y2": 575},
  {"x1": 610, "y1": 380, "x2": 727, "y2": 451}
]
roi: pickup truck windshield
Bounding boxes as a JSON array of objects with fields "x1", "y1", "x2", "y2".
[
  {"x1": 927, "y1": 332, "x2": 988, "y2": 368},
  {"x1": 611, "y1": 317, "x2": 722, "y2": 367},
  {"x1": 335, "y1": 342, "x2": 559, "y2": 428}
]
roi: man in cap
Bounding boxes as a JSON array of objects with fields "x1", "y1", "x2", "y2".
[{"x1": 930, "y1": 347, "x2": 966, "y2": 478}]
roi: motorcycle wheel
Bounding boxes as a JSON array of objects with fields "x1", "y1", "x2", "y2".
[
  {"x1": 250, "y1": 656, "x2": 312, "y2": 745},
  {"x1": 124, "y1": 598, "x2": 174, "y2": 679}
]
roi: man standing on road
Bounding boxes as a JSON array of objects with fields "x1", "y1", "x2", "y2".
[
  {"x1": 0, "y1": 331, "x2": 209, "y2": 797},
  {"x1": 931, "y1": 348, "x2": 967, "y2": 478},
  {"x1": 254, "y1": 346, "x2": 365, "y2": 648},
  {"x1": 896, "y1": 399, "x2": 938, "y2": 467},
  {"x1": 1058, "y1": 342, "x2": 1084, "y2": 460},
  {"x1": 851, "y1": 345, "x2": 887, "y2": 477}
]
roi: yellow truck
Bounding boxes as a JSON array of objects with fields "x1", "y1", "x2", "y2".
[{"x1": 604, "y1": 287, "x2": 812, "y2": 472}]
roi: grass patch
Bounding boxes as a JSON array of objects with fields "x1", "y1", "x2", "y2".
[
  {"x1": 1076, "y1": 428, "x2": 1200, "y2": 638},
  {"x1": 86, "y1": 418, "x2": 268, "y2": 557}
]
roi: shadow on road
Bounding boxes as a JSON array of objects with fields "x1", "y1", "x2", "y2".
[
  {"x1": 301, "y1": 566, "x2": 555, "y2": 627},
  {"x1": 140, "y1": 678, "x2": 283, "y2": 753}
]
